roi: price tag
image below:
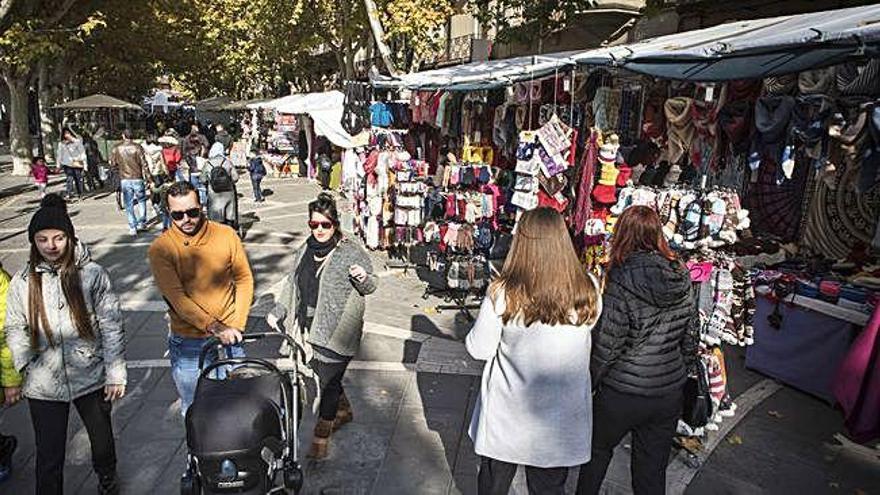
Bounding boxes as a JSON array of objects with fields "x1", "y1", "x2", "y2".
[
  {"x1": 705, "y1": 84, "x2": 715, "y2": 102},
  {"x1": 563, "y1": 78, "x2": 571, "y2": 92}
]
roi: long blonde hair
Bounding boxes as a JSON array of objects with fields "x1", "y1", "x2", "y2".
[{"x1": 490, "y1": 208, "x2": 600, "y2": 326}]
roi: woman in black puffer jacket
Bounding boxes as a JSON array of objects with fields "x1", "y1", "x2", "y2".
[{"x1": 577, "y1": 205, "x2": 698, "y2": 495}]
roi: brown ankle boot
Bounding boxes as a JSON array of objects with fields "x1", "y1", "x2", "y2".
[
  {"x1": 333, "y1": 393, "x2": 354, "y2": 431},
  {"x1": 308, "y1": 419, "x2": 334, "y2": 459}
]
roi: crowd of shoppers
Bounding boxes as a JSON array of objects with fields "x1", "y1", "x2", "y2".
[{"x1": 1, "y1": 157, "x2": 700, "y2": 494}]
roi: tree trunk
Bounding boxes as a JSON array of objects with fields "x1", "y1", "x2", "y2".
[
  {"x1": 363, "y1": 0, "x2": 398, "y2": 77},
  {"x1": 6, "y1": 75, "x2": 33, "y2": 176},
  {"x1": 38, "y1": 60, "x2": 57, "y2": 163}
]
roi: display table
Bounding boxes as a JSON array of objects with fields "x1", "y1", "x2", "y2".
[{"x1": 746, "y1": 296, "x2": 862, "y2": 402}]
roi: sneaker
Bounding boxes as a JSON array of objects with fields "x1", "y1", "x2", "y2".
[{"x1": 128, "y1": 227, "x2": 137, "y2": 236}]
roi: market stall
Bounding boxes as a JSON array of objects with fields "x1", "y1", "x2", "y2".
[
  {"x1": 362, "y1": 3, "x2": 880, "y2": 437},
  {"x1": 54, "y1": 93, "x2": 145, "y2": 158}
]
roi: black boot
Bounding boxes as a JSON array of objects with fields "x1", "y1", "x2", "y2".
[{"x1": 98, "y1": 472, "x2": 120, "y2": 495}]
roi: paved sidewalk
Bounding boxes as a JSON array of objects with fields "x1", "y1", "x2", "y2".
[{"x1": 0, "y1": 168, "x2": 878, "y2": 494}]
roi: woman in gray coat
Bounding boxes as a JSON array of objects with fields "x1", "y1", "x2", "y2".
[
  {"x1": 268, "y1": 193, "x2": 376, "y2": 459},
  {"x1": 4, "y1": 194, "x2": 126, "y2": 495}
]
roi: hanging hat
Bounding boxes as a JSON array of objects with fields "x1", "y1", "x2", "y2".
[
  {"x1": 28, "y1": 194, "x2": 75, "y2": 243},
  {"x1": 616, "y1": 165, "x2": 632, "y2": 187},
  {"x1": 592, "y1": 184, "x2": 618, "y2": 205},
  {"x1": 598, "y1": 162, "x2": 620, "y2": 186}
]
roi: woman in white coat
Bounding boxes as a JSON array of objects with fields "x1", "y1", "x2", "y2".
[{"x1": 466, "y1": 207, "x2": 602, "y2": 494}]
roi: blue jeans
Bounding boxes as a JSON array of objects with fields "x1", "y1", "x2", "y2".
[
  {"x1": 62, "y1": 166, "x2": 84, "y2": 197},
  {"x1": 168, "y1": 334, "x2": 244, "y2": 415},
  {"x1": 250, "y1": 175, "x2": 264, "y2": 201},
  {"x1": 190, "y1": 174, "x2": 206, "y2": 204},
  {"x1": 120, "y1": 179, "x2": 148, "y2": 230}
]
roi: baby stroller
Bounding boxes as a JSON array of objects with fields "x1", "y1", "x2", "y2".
[{"x1": 181, "y1": 333, "x2": 304, "y2": 495}]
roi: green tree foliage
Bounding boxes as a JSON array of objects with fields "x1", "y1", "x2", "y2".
[{"x1": 469, "y1": 0, "x2": 597, "y2": 46}]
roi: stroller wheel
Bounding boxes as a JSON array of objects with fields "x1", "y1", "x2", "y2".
[
  {"x1": 282, "y1": 461, "x2": 303, "y2": 492},
  {"x1": 180, "y1": 469, "x2": 201, "y2": 495}
]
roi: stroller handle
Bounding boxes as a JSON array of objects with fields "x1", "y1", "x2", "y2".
[{"x1": 198, "y1": 331, "x2": 304, "y2": 370}]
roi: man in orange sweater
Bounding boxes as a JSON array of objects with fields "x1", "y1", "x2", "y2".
[{"x1": 148, "y1": 181, "x2": 254, "y2": 414}]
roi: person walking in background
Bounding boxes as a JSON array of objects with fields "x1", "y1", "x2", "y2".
[
  {"x1": 182, "y1": 124, "x2": 210, "y2": 203},
  {"x1": 246, "y1": 154, "x2": 267, "y2": 203},
  {"x1": 213, "y1": 124, "x2": 232, "y2": 153},
  {"x1": 56, "y1": 128, "x2": 87, "y2": 201},
  {"x1": 147, "y1": 181, "x2": 253, "y2": 415},
  {"x1": 4, "y1": 195, "x2": 126, "y2": 495},
  {"x1": 465, "y1": 208, "x2": 601, "y2": 495},
  {"x1": 201, "y1": 142, "x2": 239, "y2": 227},
  {"x1": 109, "y1": 129, "x2": 150, "y2": 236},
  {"x1": 142, "y1": 134, "x2": 168, "y2": 186},
  {"x1": 30, "y1": 156, "x2": 50, "y2": 198},
  {"x1": 81, "y1": 132, "x2": 105, "y2": 192},
  {"x1": 268, "y1": 193, "x2": 376, "y2": 459},
  {"x1": 577, "y1": 205, "x2": 698, "y2": 495},
  {"x1": 0, "y1": 262, "x2": 21, "y2": 483},
  {"x1": 159, "y1": 134, "x2": 183, "y2": 182}
]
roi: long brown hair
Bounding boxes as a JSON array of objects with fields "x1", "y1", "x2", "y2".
[
  {"x1": 28, "y1": 237, "x2": 94, "y2": 348},
  {"x1": 608, "y1": 205, "x2": 677, "y2": 269},
  {"x1": 490, "y1": 208, "x2": 600, "y2": 326}
]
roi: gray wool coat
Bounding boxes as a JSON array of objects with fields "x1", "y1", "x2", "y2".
[
  {"x1": 5, "y1": 241, "x2": 126, "y2": 402},
  {"x1": 270, "y1": 237, "x2": 377, "y2": 358}
]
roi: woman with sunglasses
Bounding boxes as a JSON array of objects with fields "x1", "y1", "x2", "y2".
[
  {"x1": 5, "y1": 194, "x2": 126, "y2": 494},
  {"x1": 269, "y1": 193, "x2": 376, "y2": 459}
]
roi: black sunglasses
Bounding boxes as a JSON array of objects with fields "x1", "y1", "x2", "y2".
[
  {"x1": 308, "y1": 220, "x2": 334, "y2": 230},
  {"x1": 169, "y1": 208, "x2": 201, "y2": 221}
]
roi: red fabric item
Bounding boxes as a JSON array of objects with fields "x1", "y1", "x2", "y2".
[
  {"x1": 833, "y1": 303, "x2": 880, "y2": 443},
  {"x1": 161, "y1": 147, "x2": 182, "y2": 175},
  {"x1": 538, "y1": 190, "x2": 568, "y2": 213},
  {"x1": 592, "y1": 184, "x2": 618, "y2": 205},
  {"x1": 568, "y1": 129, "x2": 579, "y2": 165},
  {"x1": 363, "y1": 150, "x2": 379, "y2": 186},
  {"x1": 616, "y1": 165, "x2": 632, "y2": 187},
  {"x1": 572, "y1": 130, "x2": 598, "y2": 237}
]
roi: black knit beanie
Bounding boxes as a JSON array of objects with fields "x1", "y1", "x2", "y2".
[{"x1": 28, "y1": 194, "x2": 75, "y2": 243}]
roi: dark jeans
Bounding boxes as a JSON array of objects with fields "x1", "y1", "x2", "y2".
[
  {"x1": 251, "y1": 175, "x2": 264, "y2": 201},
  {"x1": 577, "y1": 386, "x2": 683, "y2": 495},
  {"x1": 29, "y1": 389, "x2": 117, "y2": 495},
  {"x1": 62, "y1": 166, "x2": 84, "y2": 197},
  {"x1": 311, "y1": 358, "x2": 350, "y2": 421},
  {"x1": 478, "y1": 457, "x2": 568, "y2": 495}
]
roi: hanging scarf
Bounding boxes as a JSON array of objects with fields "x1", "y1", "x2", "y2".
[
  {"x1": 798, "y1": 67, "x2": 837, "y2": 95},
  {"x1": 572, "y1": 129, "x2": 599, "y2": 242},
  {"x1": 727, "y1": 80, "x2": 762, "y2": 102},
  {"x1": 761, "y1": 74, "x2": 797, "y2": 96},
  {"x1": 789, "y1": 95, "x2": 835, "y2": 167},
  {"x1": 719, "y1": 100, "x2": 753, "y2": 153},
  {"x1": 754, "y1": 96, "x2": 795, "y2": 161},
  {"x1": 641, "y1": 96, "x2": 667, "y2": 140},
  {"x1": 664, "y1": 97, "x2": 695, "y2": 165},
  {"x1": 837, "y1": 59, "x2": 880, "y2": 96},
  {"x1": 690, "y1": 84, "x2": 728, "y2": 171}
]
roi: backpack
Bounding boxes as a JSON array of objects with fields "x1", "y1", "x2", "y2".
[{"x1": 209, "y1": 163, "x2": 234, "y2": 192}]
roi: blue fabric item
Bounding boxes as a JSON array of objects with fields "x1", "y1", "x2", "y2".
[
  {"x1": 370, "y1": 102, "x2": 393, "y2": 128},
  {"x1": 746, "y1": 297, "x2": 858, "y2": 402},
  {"x1": 120, "y1": 179, "x2": 148, "y2": 230},
  {"x1": 167, "y1": 334, "x2": 244, "y2": 415}
]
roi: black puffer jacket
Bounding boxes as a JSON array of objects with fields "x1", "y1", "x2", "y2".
[{"x1": 591, "y1": 251, "x2": 699, "y2": 397}]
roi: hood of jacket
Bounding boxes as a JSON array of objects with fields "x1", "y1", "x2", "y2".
[
  {"x1": 609, "y1": 251, "x2": 691, "y2": 309},
  {"x1": 208, "y1": 142, "x2": 225, "y2": 159}
]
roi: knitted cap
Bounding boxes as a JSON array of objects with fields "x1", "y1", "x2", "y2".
[{"x1": 28, "y1": 194, "x2": 75, "y2": 243}]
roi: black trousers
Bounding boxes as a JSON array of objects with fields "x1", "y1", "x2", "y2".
[
  {"x1": 311, "y1": 359, "x2": 350, "y2": 421},
  {"x1": 29, "y1": 389, "x2": 117, "y2": 495},
  {"x1": 577, "y1": 386, "x2": 682, "y2": 495},
  {"x1": 478, "y1": 457, "x2": 568, "y2": 495}
]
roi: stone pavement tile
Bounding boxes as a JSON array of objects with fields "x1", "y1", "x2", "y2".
[
  {"x1": 342, "y1": 370, "x2": 411, "y2": 412},
  {"x1": 370, "y1": 406, "x2": 464, "y2": 494},
  {"x1": 355, "y1": 332, "x2": 421, "y2": 364},
  {"x1": 76, "y1": 438, "x2": 185, "y2": 495},
  {"x1": 403, "y1": 372, "x2": 478, "y2": 411},
  {"x1": 302, "y1": 459, "x2": 383, "y2": 495},
  {"x1": 118, "y1": 399, "x2": 184, "y2": 441},
  {"x1": 685, "y1": 466, "x2": 766, "y2": 495},
  {"x1": 150, "y1": 441, "x2": 189, "y2": 494}
]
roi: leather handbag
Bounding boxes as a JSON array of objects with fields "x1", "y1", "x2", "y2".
[{"x1": 682, "y1": 357, "x2": 712, "y2": 429}]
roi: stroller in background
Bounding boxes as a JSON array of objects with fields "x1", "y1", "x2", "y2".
[{"x1": 181, "y1": 333, "x2": 305, "y2": 495}]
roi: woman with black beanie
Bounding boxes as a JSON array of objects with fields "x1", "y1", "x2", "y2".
[
  {"x1": 268, "y1": 193, "x2": 377, "y2": 459},
  {"x1": 5, "y1": 194, "x2": 126, "y2": 494}
]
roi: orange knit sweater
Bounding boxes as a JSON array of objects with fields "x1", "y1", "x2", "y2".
[{"x1": 148, "y1": 221, "x2": 254, "y2": 337}]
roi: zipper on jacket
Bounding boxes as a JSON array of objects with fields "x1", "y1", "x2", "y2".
[{"x1": 51, "y1": 272, "x2": 74, "y2": 401}]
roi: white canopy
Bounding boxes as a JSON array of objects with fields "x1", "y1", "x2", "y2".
[{"x1": 258, "y1": 90, "x2": 357, "y2": 148}]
